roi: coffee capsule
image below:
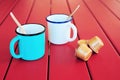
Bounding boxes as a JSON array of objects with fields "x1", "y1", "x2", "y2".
[
  {"x1": 77, "y1": 39, "x2": 88, "y2": 46},
  {"x1": 76, "y1": 44, "x2": 92, "y2": 61},
  {"x1": 88, "y1": 36, "x2": 104, "y2": 53}
]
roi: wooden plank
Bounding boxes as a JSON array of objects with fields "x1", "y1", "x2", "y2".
[
  {"x1": 27, "y1": 0, "x2": 50, "y2": 37},
  {"x1": 0, "y1": 0, "x2": 18, "y2": 24},
  {"x1": 27, "y1": 0, "x2": 50, "y2": 24},
  {"x1": 84, "y1": 0, "x2": 120, "y2": 55},
  {"x1": 1, "y1": 0, "x2": 34, "y2": 79},
  {"x1": 0, "y1": 1, "x2": 19, "y2": 79},
  {"x1": 5, "y1": 0, "x2": 50, "y2": 80},
  {"x1": 49, "y1": 0, "x2": 91, "y2": 80},
  {"x1": 68, "y1": 0, "x2": 120, "y2": 80},
  {"x1": 0, "y1": 15, "x2": 17, "y2": 80},
  {"x1": 100, "y1": 0, "x2": 120, "y2": 19}
]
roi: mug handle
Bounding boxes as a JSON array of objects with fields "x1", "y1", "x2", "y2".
[
  {"x1": 68, "y1": 23, "x2": 77, "y2": 42},
  {"x1": 10, "y1": 36, "x2": 21, "y2": 58}
]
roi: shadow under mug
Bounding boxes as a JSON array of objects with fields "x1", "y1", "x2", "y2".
[
  {"x1": 46, "y1": 14, "x2": 77, "y2": 45},
  {"x1": 9, "y1": 24, "x2": 46, "y2": 61}
]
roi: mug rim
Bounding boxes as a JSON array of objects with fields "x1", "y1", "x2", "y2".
[
  {"x1": 46, "y1": 14, "x2": 72, "y2": 24},
  {"x1": 15, "y1": 23, "x2": 46, "y2": 36}
]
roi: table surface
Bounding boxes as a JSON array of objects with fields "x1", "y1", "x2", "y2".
[{"x1": 0, "y1": 0, "x2": 120, "y2": 80}]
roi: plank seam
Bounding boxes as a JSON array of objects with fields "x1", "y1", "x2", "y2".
[
  {"x1": 3, "y1": 57, "x2": 13, "y2": 80},
  {"x1": 82, "y1": 0, "x2": 120, "y2": 56},
  {"x1": 3, "y1": 44, "x2": 18, "y2": 80},
  {"x1": 47, "y1": 42, "x2": 50, "y2": 80},
  {"x1": 66, "y1": 0, "x2": 81, "y2": 40},
  {"x1": 50, "y1": 0, "x2": 52, "y2": 15},
  {"x1": 0, "y1": 0, "x2": 19, "y2": 25},
  {"x1": 66, "y1": 0, "x2": 93, "y2": 79},
  {"x1": 2, "y1": 0, "x2": 20, "y2": 79},
  {"x1": 25, "y1": 0, "x2": 37, "y2": 23},
  {"x1": 86, "y1": 62, "x2": 92, "y2": 80},
  {"x1": 47, "y1": 0, "x2": 52, "y2": 80},
  {"x1": 47, "y1": 55, "x2": 50, "y2": 80},
  {"x1": 3, "y1": 0, "x2": 37, "y2": 79},
  {"x1": 99, "y1": 0, "x2": 120, "y2": 21}
]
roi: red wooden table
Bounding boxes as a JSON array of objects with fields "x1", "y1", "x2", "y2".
[{"x1": 0, "y1": 0, "x2": 120, "y2": 80}]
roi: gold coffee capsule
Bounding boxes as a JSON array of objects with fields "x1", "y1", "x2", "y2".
[
  {"x1": 76, "y1": 44, "x2": 92, "y2": 61},
  {"x1": 88, "y1": 36, "x2": 104, "y2": 53},
  {"x1": 77, "y1": 39, "x2": 88, "y2": 45}
]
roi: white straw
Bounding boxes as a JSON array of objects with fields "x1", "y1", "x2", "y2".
[
  {"x1": 10, "y1": 12, "x2": 26, "y2": 34},
  {"x1": 67, "y1": 5, "x2": 80, "y2": 20}
]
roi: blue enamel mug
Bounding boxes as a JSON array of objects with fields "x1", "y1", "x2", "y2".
[{"x1": 9, "y1": 24, "x2": 46, "y2": 61}]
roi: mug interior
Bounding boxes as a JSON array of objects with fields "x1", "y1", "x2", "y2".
[
  {"x1": 46, "y1": 14, "x2": 72, "y2": 23},
  {"x1": 16, "y1": 24, "x2": 45, "y2": 35}
]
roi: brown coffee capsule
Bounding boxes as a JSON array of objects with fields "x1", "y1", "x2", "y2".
[
  {"x1": 77, "y1": 39, "x2": 88, "y2": 45},
  {"x1": 76, "y1": 44, "x2": 92, "y2": 61}
]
